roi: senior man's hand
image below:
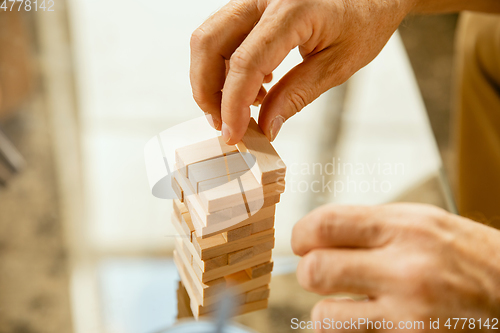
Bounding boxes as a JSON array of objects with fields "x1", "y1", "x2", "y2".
[
  {"x1": 190, "y1": 0, "x2": 415, "y2": 144},
  {"x1": 292, "y1": 203, "x2": 500, "y2": 332}
]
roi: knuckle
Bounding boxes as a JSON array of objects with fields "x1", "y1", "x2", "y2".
[
  {"x1": 335, "y1": 64, "x2": 353, "y2": 84},
  {"x1": 229, "y1": 48, "x2": 254, "y2": 73},
  {"x1": 425, "y1": 205, "x2": 450, "y2": 225},
  {"x1": 191, "y1": 89, "x2": 219, "y2": 114},
  {"x1": 274, "y1": 0, "x2": 308, "y2": 14},
  {"x1": 191, "y1": 88, "x2": 209, "y2": 108},
  {"x1": 322, "y1": 59, "x2": 348, "y2": 84},
  {"x1": 193, "y1": 94, "x2": 211, "y2": 111},
  {"x1": 385, "y1": 203, "x2": 450, "y2": 235},
  {"x1": 297, "y1": 252, "x2": 322, "y2": 290},
  {"x1": 315, "y1": 208, "x2": 337, "y2": 241},
  {"x1": 285, "y1": 87, "x2": 311, "y2": 114},
  {"x1": 190, "y1": 27, "x2": 210, "y2": 50},
  {"x1": 394, "y1": 255, "x2": 433, "y2": 292}
]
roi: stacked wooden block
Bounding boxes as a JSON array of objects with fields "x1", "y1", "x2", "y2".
[{"x1": 171, "y1": 118, "x2": 286, "y2": 318}]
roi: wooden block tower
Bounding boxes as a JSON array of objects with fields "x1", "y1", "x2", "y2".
[{"x1": 171, "y1": 118, "x2": 286, "y2": 318}]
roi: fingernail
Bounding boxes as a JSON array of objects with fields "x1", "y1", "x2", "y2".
[
  {"x1": 270, "y1": 115, "x2": 285, "y2": 141},
  {"x1": 221, "y1": 122, "x2": 231, "y2": 143},
  {"x1": 205, "y1": 113, "x2": 220, "y2": 130}
]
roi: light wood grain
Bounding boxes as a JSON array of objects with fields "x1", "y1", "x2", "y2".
[
  {"x1": 199, "y1": 170, "x2": 285, "y2": 213},
  {"x1": 196, "y1": 205, "x2": 276, "y2": 239},
  {"x1": 175, "y1": 136, "x2": 238, "y2": 177},
  {"x1": 175, "y1": 169, "x2": 280, "y2": 231},
  {"x1": 245, "y1": 285, "x2": 270, "y2": 303},
  {"x1": 171, "y1": 177, "x2": 183, "y2": 202},
  {"x1": 251, "y1": 216, "x2": 275, "y2": 234},
  {"x1": 227, "y1": 247, "x2": 254, "y2": 265},
  {"x1": 188, "y1": 153, "x2": 248, "y2": 192},
  {"x1": 174, "y1": 247, "x2": 272, "y2": 306},
  {"x1": 193, "y1": 250, "x2": 272, "y2": 283},
  {"x1": 245, "y1": 261, "x2": 274, "y2": 279},
  {"x1": 193, "y1": 228, "x2": 275, "y2": 260},
  {"x1": 173, "y1": 199, "x2": 188, "y2": 215},
  {"x1": 180, "y1": 212, "x2": 195, "y2": 242},
  {"x1": 174, "y1": 248, "x2": 225, "y2": 301},
  {"x1": 175, "y1": 170, "x2": 241, "y2": 227},
  {"x1": 253, "y1": 239, "x2": 275, "y2": 256},
  {"x1": 236, "y1": 118, "x2": 286, "y2": 185},
  {"x1": 223, "y1": 224, "x2": 253, "y2": 242}
]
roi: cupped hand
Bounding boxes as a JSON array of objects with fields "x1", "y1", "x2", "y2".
[
  {"x1": 292, "y1": 203, "x2": 500, "y2": 332},
  {"x1": 190, "y1": 0, "x2": 416, "y2": 143}
]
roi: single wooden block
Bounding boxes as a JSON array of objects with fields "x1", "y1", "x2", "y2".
[
  {"x1": 246, "y1": 261, "x2": 274, "y2": 279},
  {"x1": 228, "y1": 247, "x2": 254, "y2": 265},
  {"x1": 193, "y1": 228, "x2": 275, "y2": 260},
  {"x1": 236, "y1": 118, "x2": 286, "y2": 185},
  {"x1": 204, "y1": 253, "x2": 228, "y2": 271},
  {"x1": 253, "y1": 239, "x2": 275, "y2": 256},
  {"x1": 193, "y1": 250, "x2": 272, "y2": 283},
  {"x1": 172, "y1": 177, "x2": 184, "y2": 202},
  {"x1": 188, "y1": 153, "x2": 248, "y2": 193},
  {"x1": 223, "y1": 224, "x2": 253, "y2": 242},
  {"x1": 245, "y1": 285, "x2": 270, "y2": 303},
  {"x1": 175, "y1": 136, "x2": 238, "y2": 177},
  {"x1": 251, "y1": 216, "x2": 275, "y2": 234}
]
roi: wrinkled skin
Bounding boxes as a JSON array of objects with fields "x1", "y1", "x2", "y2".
[{"x1": 291, "y1": 203, "x2": 500, "y2": 332}]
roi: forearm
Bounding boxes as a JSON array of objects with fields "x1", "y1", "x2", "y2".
[{"x1": 412, "y1": 0, "x2": 500, "y2": 14}]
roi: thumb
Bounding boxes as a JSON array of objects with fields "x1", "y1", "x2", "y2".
[{"x1": 258, "y1": 50, "x2": 348, "y2": 141}]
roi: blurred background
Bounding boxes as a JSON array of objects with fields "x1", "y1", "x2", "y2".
[{"x1": 0, "y1": 1, "x2": 457, "y2": 333}]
